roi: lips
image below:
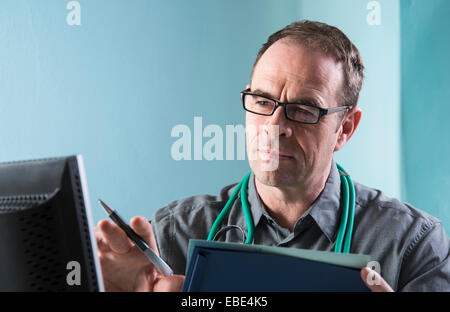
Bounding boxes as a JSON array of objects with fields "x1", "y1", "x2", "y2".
[{"x1": 257, "y1": 149, "x2": 294, "y2": 160}]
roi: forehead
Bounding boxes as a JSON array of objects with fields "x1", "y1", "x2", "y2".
[{"x1": 251, "y1": 39, "x2": 344, "y2": 104}]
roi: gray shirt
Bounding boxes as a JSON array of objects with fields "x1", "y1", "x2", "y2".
[{"x1": 152, "y1": 161, "x2": 450, "y2": 291}]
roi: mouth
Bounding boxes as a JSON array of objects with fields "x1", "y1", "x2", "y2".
[{"x1": 257, "y1": 149, "x2": 295, "y2": 160}]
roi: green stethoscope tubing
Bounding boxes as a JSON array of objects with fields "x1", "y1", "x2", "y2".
[
  {"x1": 207, "y1": 163, "x2": 355, "y2": 253},
  {"x1": 207, "y1": 172, "x2": 254, "y2": 244},
  {"x1": 335, "y1": 163, "x2": 355, "y2": 254}
]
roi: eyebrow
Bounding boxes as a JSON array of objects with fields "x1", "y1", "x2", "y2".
[
  {"x1": 250, "y1": 88, "x2": 322, "y2": 108},
  {"x1": 251, "y1": 88, "x2": 276, "y2": 100}
]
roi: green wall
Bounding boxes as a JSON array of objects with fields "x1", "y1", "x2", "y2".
[
  {"x1": 0, "y1": 0, "x2": 302, "y2": 222},
  {"x1": 1, "y1": 0, "x2": 447, "y2": 231},
  {"x1": 401, "y1": 0, "x2": 450, "y2": 231},
  {"x1": 299, "y1": 0, "x2": 402, "y2": 206}
]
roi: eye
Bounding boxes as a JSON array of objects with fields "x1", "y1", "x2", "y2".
[
  {"x1": 295, "y1": 107, "x2": 314, "y2": 115},
  {"x1": 256, "y1": 100, "x2": 272, "y2": 106}
]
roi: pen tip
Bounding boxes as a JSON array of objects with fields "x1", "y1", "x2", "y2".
[{"x1": 98, "y1": 199, "x2": 113, "y2": 214}]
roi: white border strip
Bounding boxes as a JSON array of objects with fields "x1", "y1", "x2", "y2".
[{"x1": 76, "y1": 154, "x2": 105, "y2": 292}]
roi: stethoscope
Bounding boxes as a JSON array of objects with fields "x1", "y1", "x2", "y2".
[{"x1": 207, "y1": 163, "x2": 356, "y2": 254}]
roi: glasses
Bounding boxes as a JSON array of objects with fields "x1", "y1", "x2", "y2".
[{"x1": 241, "y1": 89, "x2": 351, "y2": 124}]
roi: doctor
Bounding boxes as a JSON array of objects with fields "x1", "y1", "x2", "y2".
[{"x1": 95, "y1": 20, "x2": 450, "y2": 292}]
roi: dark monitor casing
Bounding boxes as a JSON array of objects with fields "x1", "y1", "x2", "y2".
[{"x1": 0, "y1": 155, "x2": 104, "y2": 291}]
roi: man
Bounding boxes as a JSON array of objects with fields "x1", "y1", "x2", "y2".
[{"x1": 95, "y1": 20, "x2": 450, "y2": 292}]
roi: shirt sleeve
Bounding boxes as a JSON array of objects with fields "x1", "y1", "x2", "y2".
[
  {"x1": 150, "y1": 205, "x2": 184, "y2": 274},
  {"x1": 397, "y1": 221, "x2": 450, "y2": 291}
]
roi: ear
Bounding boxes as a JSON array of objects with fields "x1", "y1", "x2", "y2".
[{"x1": 334, "y1": 106, "x2": 362, "y2": 152}]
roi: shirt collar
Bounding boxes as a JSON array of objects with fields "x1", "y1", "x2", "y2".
[
  {"x1": 306, "y1": 161, "x2": 342, "y2": 243},
  {"x1": 237, "y1": 161, "x2": 342, "y2": 243},
  {"x1": 233, "y1": 172, "x2": 266, "y2": 235}
]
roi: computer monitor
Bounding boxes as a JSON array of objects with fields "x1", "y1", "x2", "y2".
[{"x1": 0, "y1": 155, "x2": 104, "y2": 291}]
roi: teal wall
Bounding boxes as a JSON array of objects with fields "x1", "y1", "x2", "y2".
[
  {"x1": 0, "y1": 0, "x2": 301, "y2": 222},
  {"x1": 0, "y1": 0, "x2": 447, "y2": 231},
  {"x1": 401, "y1": 0, "x2": 450, "y2": 231},
  {"x1": 298, "y1": 0, "x2": 402, "y2": 207}
]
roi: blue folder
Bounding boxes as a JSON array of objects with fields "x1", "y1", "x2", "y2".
[{"x1": 182, "y1": 240, "x2": 370, "y2": 292}]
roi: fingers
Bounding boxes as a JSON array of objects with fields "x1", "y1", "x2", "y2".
[
  {"x1": 94, "y1": 225, "x2": 110, "y2": 253},
  {"x1": 98, "y1": 219, "x2": 133, "y2": 254},
  {"x1": 360, "y1": 267, "x2": 394, "y2": 292},
  {"x1": 154, "y1": 275, "x2": 185, "y2": 292},
  {"x1": 130, "y1": 216, "x2": 159, "y2": 256}
]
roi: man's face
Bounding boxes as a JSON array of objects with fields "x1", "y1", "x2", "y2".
[{"x1": 246, "y1": 39, "x2": 346, "y2": 188}]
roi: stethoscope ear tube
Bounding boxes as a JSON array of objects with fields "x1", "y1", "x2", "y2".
[
  {"x1": 207, "y1": 172, "x2": 253, "y2": 242},
  {"x1": 240, "y1": 173, "x2": 254, "y2": 244},
  {"x1": 335, "y1": 163, "x2": 356, "y2": 254},
  {"x1": 208, "y1": 164, "x2": 356, "y2": 253},
  {"x1": 343, "y1": 173, "x2": 355, "y2": 253},
  {"x1": 207, "y1": 177, "x2": 244, "y2": 241}
]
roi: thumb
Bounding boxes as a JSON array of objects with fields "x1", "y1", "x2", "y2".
[
  {"x1": 130, "y1": 216, "x2": 159, "y2": 255},
  {"x1": 154, "y1": 275, "x2": 185, "y2": 292},
  {"x1": 360, "y1": 267, "x2": 394, "y2": 292}
]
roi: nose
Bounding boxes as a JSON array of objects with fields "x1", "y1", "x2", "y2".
[{"x1": 265, "y1": 104, "x2": 293, "y2": 138}]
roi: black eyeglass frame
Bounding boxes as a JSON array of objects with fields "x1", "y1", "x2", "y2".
[{"x1": 240, "y1": 89, "x2": 351, "y2": 125}]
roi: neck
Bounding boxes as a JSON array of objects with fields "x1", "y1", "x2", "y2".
[{"x1": 254, "y1": 162, "x2": 332, "y2": 232}]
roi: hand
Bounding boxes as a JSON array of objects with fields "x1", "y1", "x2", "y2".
[
  {"x1": 95, "y1": 216, "x2": 185, "y2": 292},
  {"x1": 360, "y1": 267, "x2": 394, "y2": 292}
]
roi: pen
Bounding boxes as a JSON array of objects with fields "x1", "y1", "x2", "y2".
[{"x1": 98, "y1": 199, "x2": 174, "y2": 276}]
